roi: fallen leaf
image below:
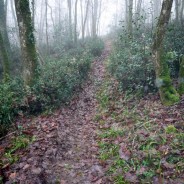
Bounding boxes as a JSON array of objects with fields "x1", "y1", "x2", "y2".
[
  {"x1": 95, "y1": 178, "x2": 102, "y2": 184},
  {"x1": 124, "y1": 172, "x2": 138, "y2": 183},
  {"x1": 119, "y1": 143, "x2": 131, "y2": 161},
  {"x1": 136, "y1": 167, "x2": 146, "y2": 175},
  {"x1": 161, "y1": 160, "x2": 175, "y2": 169},
  {"x1": 60, "y1": 180, "x2": 66, "y2": 184},
  {"x1": 9, "y1": 172, "x2": 16, "y2": 179},
  {"x1": 165, "y1": 118, "x2": 177, "y2": 123}
]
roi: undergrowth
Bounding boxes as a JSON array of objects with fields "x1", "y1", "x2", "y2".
[
  {"x1": 0, "y1": 131, "x2": 34, "y2": 183},
  {"x1": 96, "y1": 71, "x2": 184, "y2": 183},
  {"x1": 0, "y1": 38, "x2": 104, "y2": 136}
]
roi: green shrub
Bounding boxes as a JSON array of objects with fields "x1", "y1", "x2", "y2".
[
  {"x1": 0, "y1": 52, "x2": 92, "y2": 136},
  {"x1": 33, "y1": 52, "x2": 92, "y2": 108},
  {"x1": 0, "y1": 79, "x2": 25, "y2": 136},
  {"x1": 108, "y1": 38, "x2": 155, "y2": 92},
  {"x1": 85, "y1": 37, "x2": 104, "y2": 57},
  {"x1": 0, "y1": 36, "x2": 104, "y2": 136}
]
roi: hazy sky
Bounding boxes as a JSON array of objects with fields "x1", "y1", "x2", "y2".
[{"x1": 7, "y1": 0, "x2": 175, "y2": 37}]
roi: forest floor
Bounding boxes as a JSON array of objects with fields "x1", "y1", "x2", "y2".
[
  {"x1": 0, "y1": 42, "x2": 111, "y2": 184},
  {"x1": 1, "y1": 42, "x2": 184, "y2": 184}
]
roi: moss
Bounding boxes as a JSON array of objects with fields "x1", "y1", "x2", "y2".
[
  {"x1": 161, "y1": 77, "x2": 172, "y2": 86},
  {"x1": 178, "y1": 56, "x2": 184, "y2": 95},
  {"x1": 157, "y1": 50, "x2": 179, "y2": 106},
  {"x1": 160, "y1": 85, "x2": 179, "y2": 106}
]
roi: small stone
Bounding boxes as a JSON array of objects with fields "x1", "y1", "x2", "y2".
[
  {"x1": 23, "y1": 164, "x2": 30, "y2": 170},
  {"x1": 27, "y1": 158, "x2": 34, "y2": 164},
  {"x1": 32, "y1": 167, "x2": 42, "y2": 175},
  {"x1": 19, "y1": 162, "x2": 25, "y2": 169},
  {"x1": 91, "y1": 146, "x2": 98, "y2": 152},
  {"x1": 33, "y1": 142, "x2": 40, "y2": 149}
]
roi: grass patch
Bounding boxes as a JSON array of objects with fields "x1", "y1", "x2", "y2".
[
  {"x1": 95, "y1": 71, "x2": 184, "y2": 183},
  {"x1": 0, "y1": 133, "x2": 34, "y2": 168}
]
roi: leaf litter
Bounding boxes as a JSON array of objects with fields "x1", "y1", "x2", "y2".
[{"x1": 0, "y1": 42, "x2": 112, "y2": 184}]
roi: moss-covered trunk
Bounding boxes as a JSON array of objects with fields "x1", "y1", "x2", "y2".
[
  {"x1": 0, "y1": 30, "x2": 10, "y2": 81},
  {"x1": 178, "y1": 56, "x2": 184, "y2": 94},
  {"x1": 152, "y1": 0, "x2": 179, "y2": 105},
  {"x1": 14, "y1": 0, "x2": 39, "y2": 86}
]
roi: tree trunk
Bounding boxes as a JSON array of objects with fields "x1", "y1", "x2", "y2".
[
  {"x1": 0, "y1": 0, "x2": 12, "y2": 58},
  {"x1": 178, "y1": 56, "x2": 184, "y2": 94},
  {"x1": 91, "y1": 0, "x2": 98, "y2": 38},
  {"x1": 0, "y1": 30, "x2": 10, "y2": 81},
  {"x1": 67, "y1": 0, "x2": 72, "y2": 41},
  {"x1": 180, "y1": 0, "x2": 184, "y2": 25},
  {"x1": 74, "y1": 0, "x2": 78, "y2": 45},
  {"x1": 175, "y1": 0, "x2": 179, "y2": 23},
  {"x1": 38, "y1": 0, "x2": 45, "y2": 47},
  {"x1": 81, "y1": 0, "x2": 90, "y2": 41},
  {"x1": 14, "y1": 0, "x2": 39, "y2": 86},
  {"x1": 10, "y1": 0, "x2": 19, "y2": 40},
  {"x1": 31, "y1": 0, "x2": 35, "y2": 26},
  {"x1": 127, "y1": 0, "x2": 133, "y2": 37},
  {"x1": 125, "y1": 0, "x2": 129, "y2": 29},
  {"x1": 136, "y1": 0, "x2": 142, "y2": 17},
  {"x1": 45, "y1": 0, "x2": 49, "y2": 54},
  {"x1": 152, "y1": 0, "x2": 179, "y2": 105},
  {"x1": 97, "y1": 0, "x2": 102, "y2": 35},
  {"x1": 47, "y1": 3, "x2": 55, "y2": 28}
]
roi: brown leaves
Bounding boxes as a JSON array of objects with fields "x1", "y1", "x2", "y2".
[
  {"x1": 124, "y1": 172, "x2": 138, "y2": 183},
  {"x1": 119, "y1": 143, "x2": 131, "y2": 161}
]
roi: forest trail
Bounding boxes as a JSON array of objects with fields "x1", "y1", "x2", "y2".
[{"x1": 7, "y1": 42, "x2": 112, "y2": 184}]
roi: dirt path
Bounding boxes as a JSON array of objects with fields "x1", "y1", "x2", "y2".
[{"x1": 6, "y1": 42, "x2": 111, "y2": 184}]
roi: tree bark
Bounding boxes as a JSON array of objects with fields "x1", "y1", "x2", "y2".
[
  {"x1": 31, "y1": 0, "x2": 35, "y2": 26},
  {"x1": 136, "y1": 0, "x2": 142, "y2": 18},
  {"x1": 180, "y1": 0, "x2": 184, "y2": 25},
  {"x1": 10, "y1": 0, "x2": 19, "y2": 40},
  {"x1": 67, "y1": 0, "x2": 72, "y2": 41},
  {"x1": 45, "y1": 0, "x2": 49, "y2": 54},
  {"x1": 14, "y1": 0, "x2": 39, "y2": 86},
  {"x1": 175, "y1": 0, "x2": 179, "y2": 23},
  {"x1": 74, "y1": 0, "x2": 78, "y2": 45},
  {"x1": 152, "y1": 0, "x2": 179, "y2": 105},
  {"x1": 178, "y1": 56, "x2": 184, "y2": 94},
  {"x1": 0, "y1": 0, "x2": 12, "y2": 58},
  {"x1": 91, "y1": 0, "x2": 98, "y2": 38},
  {"x1": 126, "y1": 0, "x2": 133, "y2": 37},
  {"x1": 80, "y1": 0, "x2": 90, "y2": 40},
  {"x1": 0, "y1": 30, "x2": 10, "y2": 81}
]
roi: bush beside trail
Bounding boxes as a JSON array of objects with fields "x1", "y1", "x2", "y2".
[{"x1": 0, "y1": 38, "x2": 104, "y2": 136}]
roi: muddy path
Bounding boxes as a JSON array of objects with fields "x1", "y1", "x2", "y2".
[{"x1": 6, "y1": 42, "x2": 112, "y2": 184}]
